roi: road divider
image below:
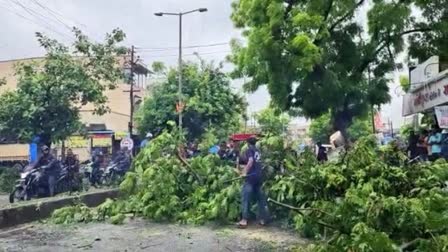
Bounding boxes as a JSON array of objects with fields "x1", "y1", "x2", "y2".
[{"x1": 0, "y1": 189, "x2": 119, "y2": 229}]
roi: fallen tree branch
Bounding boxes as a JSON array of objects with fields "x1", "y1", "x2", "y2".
[
  {"x1": 267, "y1": 198, "x2": 338, "y2": 230},
  {"x1": 399, "y1": 238, "x2": 422, "y2": 251},
  {"x1": 176, "y1": 149, "x2": 203, "y2": 184},
  {"x1": 267, "y1": 198, "x2": 336, "y2": 218}
]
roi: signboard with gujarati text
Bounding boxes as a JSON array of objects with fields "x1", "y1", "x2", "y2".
[{"x1": 402, "y1": 73, "x2": 448, "y2": 116}]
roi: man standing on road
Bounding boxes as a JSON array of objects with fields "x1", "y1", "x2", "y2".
[{"x1": 237, "y1": 137, "x2": 269, "y2": 228}]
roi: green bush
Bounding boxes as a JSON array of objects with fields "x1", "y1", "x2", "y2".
[{"x1": 0, "y1": 167, "x2": 19, "y2": 193}]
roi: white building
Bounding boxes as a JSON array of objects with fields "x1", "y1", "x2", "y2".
[{"x1": 402, "y1": 56, "x2": 448, "y2": 126}]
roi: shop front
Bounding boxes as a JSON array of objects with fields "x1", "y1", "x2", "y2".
[{"x1": 402, "y1": 70, "x2": 448, "y2": 127}]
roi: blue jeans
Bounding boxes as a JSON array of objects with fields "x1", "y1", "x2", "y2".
[{"x1": 241, "y1": 182, "x2": 269, "y2": 221}]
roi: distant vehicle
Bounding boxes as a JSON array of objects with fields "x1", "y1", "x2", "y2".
[{"x1": 0, "y1": 143, "x2": 30, "y2": 171}]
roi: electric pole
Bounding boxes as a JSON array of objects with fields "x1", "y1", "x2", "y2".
[
  {"x1": 154, "y1": 8, "x2": 208, "y2": 133},
  {"x1": 129, "y1": 45, "x2": 135, "y2": 136}
]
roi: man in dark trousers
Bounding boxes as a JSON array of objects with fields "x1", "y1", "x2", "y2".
[
  {"x1": 34, "y1": 145, "x2": 59, "y2": 196},
  {"x1": 316, "y1": 142, "x2": 328, "y2": 163},
  {"x1": 237, "y1": 136, "x2": 269, "y2": 228}
]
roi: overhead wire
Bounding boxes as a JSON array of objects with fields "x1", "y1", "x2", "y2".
[
  {"x1": 29, "y1": 0, "x2": 105, "y2": 43},
  {"x1": 139, "y1": 50, "x2": 231, "y2": 58},
  {"x1": 30, "y1": 0, "x2": 87, "y2": 29},
  {"x1": 5, "y1": 0, "x2": 74, "y2": 41},
  {"x1": 29, "y1": 0, "x2": 73, "y2": 30},
  {"x1": 135, "y1": 42, "x2": 229, "y2": 52}
]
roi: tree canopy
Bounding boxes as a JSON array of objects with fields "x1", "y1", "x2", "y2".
[
  {"x1": 0, "y1": 28, "x2": 127, "y2": 146},
  {"x1": 137, "y1": 60, "x2": 247, "y2": 141},
  {"x1": 255, "y1": 107, "x2": 290, "y2": 136},
  {"x1": 309, "y1": 112, "x2": 372, "y2": 143},
  {"x1": 230, "y1": 0, "x2": 448, "y2": 138}
]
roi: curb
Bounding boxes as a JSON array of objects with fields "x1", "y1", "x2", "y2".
[{"x1": 0, "y1": 189, "x2": 119, "y2": 229}]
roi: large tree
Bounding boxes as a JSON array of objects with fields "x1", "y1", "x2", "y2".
[
  {"x1": 230, "y1": 0, "x2": 447, "y2": 138},
  {"x1": 137, "y1": 60, "x2": 247, "y2": 141},
  {"x1": 308, "y1": 112, "x2": 372, "y2": 143},
  {"x1": 0, "y1": 28, "x2": 127, "y2": 146}
]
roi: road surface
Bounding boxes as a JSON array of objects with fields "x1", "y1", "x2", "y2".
[{"x1": 0, "y1": 219, "x2": 307, "y2": 251}]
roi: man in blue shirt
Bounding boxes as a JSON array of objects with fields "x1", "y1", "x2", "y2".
[
  {"x1": 237, "y1": 137, "x2": 269, "y2": 228},
  {"x1": 428, "y1": 128, "x2": 443, "y2": 161},
  {"x1": 140, "y1": 132, "x2": 153, "y2": 149}
]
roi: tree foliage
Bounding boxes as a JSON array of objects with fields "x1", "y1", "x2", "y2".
[
  {"x1": 400, "y1": 75, "x2": 410, "y2": 93},
  {"x1": 137, "y1": 60, "x2": 246, "y2": 141},
  {"x1": 309, "y1": 112, "x2": 372, "y2": 143},
  {"x1": 0, "y1": 28, "x2": 127, "y2": 145},
  {"x1": 256, "y1": 107, "x2": 290, "y2": 136},
  {"x1": 230, "y1": 0, "x2": 447, "y2": 137},
  {"x1": 52, "y1": 131, "x2": 448, "y2": 251}
]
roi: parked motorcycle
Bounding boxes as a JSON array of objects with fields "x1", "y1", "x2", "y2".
[
  {"x1": 101, "y1": 162, "x2": 125, "y2": 186},
  {"x1": 9, "y1": 165, "x2": 39, "y2": 203},
  {"x1": 57, "y1": 164, "x2": 83, "y2": 193},
  {"x1": 81, "y1": 161, "x2": 103, "y2": 187},
  {"x1": 9, "y1": 163, "x2": 82, "y2": 203}
]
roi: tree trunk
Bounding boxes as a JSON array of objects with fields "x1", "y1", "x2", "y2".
[{"x1": 332, "y1": 110, "x2": 353, "y2": 147}]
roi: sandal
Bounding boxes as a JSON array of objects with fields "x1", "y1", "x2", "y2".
[{"x1": 237, "y1": 221, "x2": 248, "y2": 229}]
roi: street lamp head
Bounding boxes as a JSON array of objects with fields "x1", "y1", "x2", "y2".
[
  {"x1": 154, "y1": 12, "x2": 163, "y2": 16},
  {"x1": 198, "y1": 8, "x2": 208, "y2": 12}
]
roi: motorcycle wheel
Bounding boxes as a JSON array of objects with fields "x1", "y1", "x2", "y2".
[
  {"x1": 9, "y1": 189, "x2": 16, "y2": 203},
  {"x1": 9, "y1": 188, "x2": 30, "y2": 203}
]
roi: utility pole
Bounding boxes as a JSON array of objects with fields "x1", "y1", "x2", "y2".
[
  {"x1": 155, "y1": 8, "x2": 208, "y2": 133},
  {"x1": 178, "y1": 14, "x2": 183, "y2": 132},
  {"x1": 128, "y1": 45, "x2": 135, "y2": 137}
]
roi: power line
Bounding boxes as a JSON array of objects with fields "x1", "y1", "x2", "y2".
[
  {"x1": 135, "y1": 42, "x2": 229, "y2": 51},
  {"x1": 30, "y1": 0, "x2": 87, "y2": 29},
  {"x1": 0, "y1": 2, "x2": 71, "y2": 40},
  {"x1": 5, "y1": 0, "x2": 74, "y2": 40},
  {"x1": 29, "y1": 0, "x2": 73, "y2": 30},
  {"x1": 29, "y1": 0, "x2": 104, "y2": 43},
  {"x1": 139, "y1": 50, "x2": 231, "y2": 58}
]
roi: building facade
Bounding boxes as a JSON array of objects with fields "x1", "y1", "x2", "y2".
[{"x1": 0, "y1": 56, "x2": 149, "y2": 161}]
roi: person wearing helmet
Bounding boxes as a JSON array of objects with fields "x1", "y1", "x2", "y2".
[
  {"x1": 90, "y1": 150, "x2": 104, "y2": 186},
  {"x1": 112, "y1": 146, "x2": 131, "y2": 174},
  {"x1": 140, "y1": 132, "x2": 153, "y2": 149},
  {"x1": 34, "y1": 145, "x2": 59, "y2": 196},
  {"x1": 63, "y1": 148, "x2": 79, "y2": 172},
  {"x1": 237, "y1": 136, "x2": 269, "y2": 228}
]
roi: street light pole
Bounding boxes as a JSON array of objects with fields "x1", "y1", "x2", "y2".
[
  {"x1": 155, "y1": 8, "x2": 208, "y2": 133},
  {"x1": 178, "y1": 14, "x2": 183, "y2": 131}
]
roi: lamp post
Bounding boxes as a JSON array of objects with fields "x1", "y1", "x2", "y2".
[{"x1": 154, "y1": 8, "x2": 208, "y2": 133}]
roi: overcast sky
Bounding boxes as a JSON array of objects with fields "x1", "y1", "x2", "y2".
[{"x1": 0, "y1": 0, "x2": 405, "y2": 128}]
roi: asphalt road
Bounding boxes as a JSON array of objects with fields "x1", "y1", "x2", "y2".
[{"x1": 0, "y1": 219, "x2": 307, "y2": 252}]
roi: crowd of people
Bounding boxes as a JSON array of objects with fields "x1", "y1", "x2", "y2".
[{"x1": 407, "y1": 126, "x2": 448, "y2": 162}]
